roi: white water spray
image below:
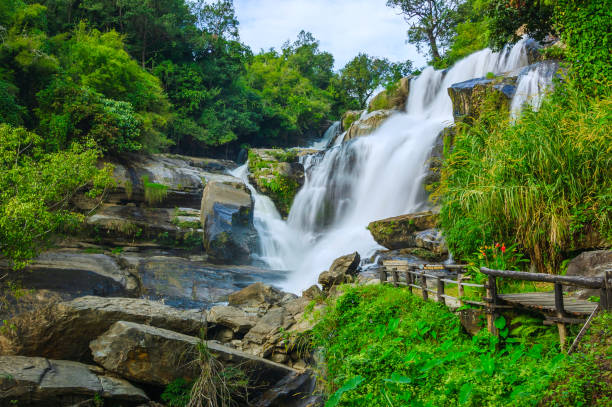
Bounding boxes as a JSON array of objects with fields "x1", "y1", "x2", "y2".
[{"x1": 242, "y1": 40, "x2": 555, "y2": 293}]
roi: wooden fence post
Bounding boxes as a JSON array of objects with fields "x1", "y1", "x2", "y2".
[
  {"x1": 457, "y1": 273, "x2": 465, "y2": 306},
  {"x1": 392, "y1": 268, "x2": 399, "y2": 287},
  {"x1": 554, "y1": 282, "x2": 567, "y2": 351},
  {"x1": 420, "y1": 273, "x2": 428, "y2": 301},
  {"x1": 379, "y1": 268, "x2": 387, "y2": 283},
  {"x1": 437, "y1": 277, "x2": 445, "y2": 305},
  {"x1": 486, "y1": 275, "x2": 498, "y2": 335}
]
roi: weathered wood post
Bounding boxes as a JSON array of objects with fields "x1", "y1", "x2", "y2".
[
  {"x1": 554, "y1": 282, "x2": 567, "y2": 351},
  {"x1": 392, "y1": 268, "x2": 399, "y2": 287},
  {"x1": 486, "y1": 274, "x2": 498, "y2": 335},
  {"x1": 601, "y1": 270, "x2": 611, "y2": 312},
  {"x1": 420, "y1": 273, "x2": 428, "y2": 301},
  {"x1": 406, "y1": 269, "x2": 412, "y2": 293},
  {"x1": 379, "y1": 268, "x2": 387, "y2": 283},
  {"x1": 437, "y1": 276, "x2": 445, "y2": 305},
  {"x1": 457, "y1": 273, "x2": 465, "y2": 306}
]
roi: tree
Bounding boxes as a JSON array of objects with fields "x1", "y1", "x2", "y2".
[
  {"x1": 387, "y1": 0, "x2": 459, "y2": 61},
  {"x1": 339, "y1": 54, "x2": 410, "y2": 109}
]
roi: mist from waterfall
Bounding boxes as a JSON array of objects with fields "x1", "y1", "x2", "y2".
[{"x1": 240, "y1": 39, "x2": 555, "y2": 293}]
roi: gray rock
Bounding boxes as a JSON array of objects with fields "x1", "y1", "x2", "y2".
[
  {"x1": 343, "y1": 110, "x2": 394, "y2": 142},
  {"x1": 1, "y1": 296, "x2": 206, "y2": 362},
  {"x1": 367, "y1": 211, "x2": 439, "y2": 250},
  {"x1": 208, "y1": 305, "x2": 258, "y2": 334},
  {"x1": 566, "y1": 250, "x2": 612, "y2": 299},
  {"x1": 0, "y1": 249, "x2": 140, "y2": 300},
  {"x1": 318, "y1": 252, "x2": 361, "y2": 291},
  {"x1": 228, "y1": 282, "x2": 285, "y2": 311},
  {"x1": 448, "y1": 75, "x2": 517, "y2": 124},
  {"x1": 0, "y1": 355, "x2": 148, "y2": 405},
  {"x1": 90, "y1": 321, "x2": 297, "y2": 388},
  {"x1": 201, "y1": 181, "x2": 257, "y2": 264},
  {"x1": 415, "y1": 228, "x2": 448, "y2": 255},
  {"x1": 302, "y1": 285, "x2": 323, "y2": 300}
]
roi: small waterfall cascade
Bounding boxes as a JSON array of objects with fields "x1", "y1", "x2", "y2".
[
  {"x1": 510, "y1": 61, "x2": 559, "y2": 119},
  {"x1": 240, "y1": 39, "x2": 557, "y2": 293},
  {"x1": 308, "y1": 121, "x2": 341, "y2": 150}
]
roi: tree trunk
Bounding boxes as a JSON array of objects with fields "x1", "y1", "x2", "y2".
[{"x1": 428, "y1": 31, "x2": 441, "y2": 60}]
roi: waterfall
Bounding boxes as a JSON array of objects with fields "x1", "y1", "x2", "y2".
[
  {"x1": 510, "y1": 61, "x2": 559, "y2": 119},
  {"x1": 242, "y1": 39, "x2": 556, "y2": 293},
  {"x1": 309, "y1": 120, "x2": 341, "y2": 150}
]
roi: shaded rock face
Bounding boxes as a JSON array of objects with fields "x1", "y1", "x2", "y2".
[
  {"x1": 208, "y1": 305, "x2": 258, "y2": 335},
  {"x1": 415, "y1": 229, "x2": 448, "y2": 255},
  {"x1": 0, "y1": 249, "x2": 140, "y2": 301},
  {"x1": 423, "y1": 127, "x2": 456, "y2": 190},
  {"x1": 343, "y1": 109, "x2": 394, "y2": 142},
  {"x1": 566, "y1": 250, "x2": 612, "y2": 299},
  {"x1": 448, "y1": 76, "x2": 517, "y2": 124},
  {"x1": 367, "y1": 211, "x2": 439, "y2": 250},
  {"x1": 0, "y1": 296, "x2": 206, "y2": 362},
  {"x1": 200, "y1": 181, "x2": 257, "y2": 264},
  {"x1": 247, "y1": 149, "x2": 305, "y2": 218},
  {"x1": 368, "y1": 76, "x2": 411, "y2": 113},
  {"x1": 0, "y1": 356, "x2": 148, "y2": 406},
  {"x1": 318, "y1": 252, "x2": 361, "y2": 291},
  {"x1": 90, "y1": 321, "x2": 298, "y2": 388}
]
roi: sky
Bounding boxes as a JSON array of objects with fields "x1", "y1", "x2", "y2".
[{"x1": 233, "y1": 0, "x2": 427, "y2": 70}]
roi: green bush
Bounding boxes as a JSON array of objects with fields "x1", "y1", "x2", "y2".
[
  {"x1": 436, "y1": 83, "x2": 611, "y2": 273},
  {"x1": 310, "y1": 284, "x2": 586, "y2": 407}
]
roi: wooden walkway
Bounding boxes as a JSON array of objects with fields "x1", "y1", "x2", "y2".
[{"x1": 498, "y1": 292, "x2": 598, "y2": 317}]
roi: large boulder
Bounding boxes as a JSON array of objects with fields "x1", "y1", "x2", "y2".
[
  {"x1": 247, "y1": 149, "x2": 305, "y2": 217},
  {"x1": 415, "y1": 228, "x2": 448, "y2": 255},
  {"x1": 0, "y1": 356, "x2": 148, "y2": 405},
  {"x1": 343, "y1": 110, "x2": 394, "y2": 142},
  {"x1": 200, "y1": 180, "x2": 257, "y2": 264},
  {"x1": 367, "y1": 211, "x2": 439, "y2": 250},
  {"x1": 448, "y1": 76, "x2": 517, "y2": 124},
  {"x1": 0, "y1": 249, "x2": 140, "y2": 301},
  {"x1": 318, "y1": 252, "x2": 361, "y2": 291},
  {"x1": 90, "y1": 321, "x2": 297, "y2": 388},
  {"x1": 368, "y1": 77, "x2": 411, "y2": 112},
  {"x1": 566, "y1": 250, "x2": 612, "y2": 299},
  {"x1": 0, "y1": 296, "x2": 206, "y2": 362},
  {"x1": 207, "y1": 305, "x2": 258, "y2": 334},
  {"x1": 228, "y1": 282, "x2": 287, "y2": 312}
]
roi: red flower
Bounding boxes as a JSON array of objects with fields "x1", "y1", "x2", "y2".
[
  {"x1": 501, "y1": 244, "x2": 506, "y2": 253},
  {"x1": 495, "y1": 243, "x2": 500, "y2": 248}
]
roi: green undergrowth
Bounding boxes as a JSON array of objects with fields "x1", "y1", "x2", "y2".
[
  {"x1": 436, "y1": 82, "x2": 612, "y2": 273},
  {"x1": 311, "y1": 284, "x2": 609, "y2": 407}
]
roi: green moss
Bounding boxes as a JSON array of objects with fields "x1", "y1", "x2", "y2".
[
  {"x1": 342, "y1": 111, "x2": 361, "y2": 131},
  {"x1": 141, "y1": 175, "x2": 168, "y2": 206}
]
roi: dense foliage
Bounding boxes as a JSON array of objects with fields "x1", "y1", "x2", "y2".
[{"x1": 311, "y1": 285, "x2": 610, "y2": 406}]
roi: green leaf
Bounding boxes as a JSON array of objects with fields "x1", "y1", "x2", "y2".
[
  {"x1": 459, "y1": 382, "x2": 474, "y2": 405},
  {"x1": 325, "y1": 376, "x2": 365, "y2": 407},
  {"x1": 384, "y1": 372, "x2": 412, "y2": 384},
  {"x1": 494, "y1": 316, "x2": 506, "y2": 330}
]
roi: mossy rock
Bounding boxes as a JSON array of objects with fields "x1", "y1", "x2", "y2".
[
  {"x1": 248, "y1": 148, "x2": 304, "y2": 218},
  {"x1": 367, "y1": 77, "x2": 411, "y2": 113},
  {"x1": 341, "y1": 110, "x2": 363, "y2": 132},
  {"x1": 343, "y1": 109, "x2": 394, "y2": 142},
  {"x1": 367, "y1": 211, "x2": 439, "y2": 250},
  {"x1": 447, "y1": 76, "x2": 517, "y2": 124}
]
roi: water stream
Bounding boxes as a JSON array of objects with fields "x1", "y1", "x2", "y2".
[{"x1": 236, "y1": 39, "x2": 556, "y2": 293}]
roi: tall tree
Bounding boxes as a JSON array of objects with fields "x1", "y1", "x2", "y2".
[{"x1": 387, "y1": 0, "x2": 459, "y2": 61}]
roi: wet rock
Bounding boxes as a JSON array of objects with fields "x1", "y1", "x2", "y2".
[
  {"x1": 253, "y1": 371, "x2": 320, "y2": 407},
  {"x1": 415, "y1": 228, "x2": 448, "y2": 255},
  {"x1": 423, "y1": 127, "x2": 455, "y2": 190},
  {"x1": 208, "y1": 305, "x2": 258, "y2": 334},
  {"x1": 200, "y1": 181, "x2": 257, "y2": 264},
  {"x1": 248, "y1": 149, "x2": 305, "y2": 217},
  {"x1": 343, "y1": 110, "x2": 395, "y2": 142},
  {"x1": 368, "y1": 77, "x2": 411, "y2": 112},
  {"x1": 448, "y1": 75, "x2": 517, "y2": 123},
  {"x1": 90, "y1": 321, "x2": 297, "y2": 388},
  {"x1": 566, "y1": 250, "x2": 612, "y2": 299},
  {"x1": 1, "y1": 296, "x2": 206, "y2": 362},
  {"x1": 0, "y1": 355, "x2": 148, "y2": 405},
  {"x1": 0, "y1": 249, "x2": 140, "y2": 301},
  {"x1": 318, "y1": 252, "x2": 361, "y2": 291},
  {"x1": 367, "y1": 211, "x2": 439, "y2": 250},
  {"x1": 228, "y1": 282, "x2": 285, "y2": 311}
]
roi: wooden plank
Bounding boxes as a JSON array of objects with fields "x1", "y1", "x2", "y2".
[
  {"x1": 382, "y1": 259, "x2": 411, "y2": 266},
  {"x1": 481, "y1": 267, "x2": 603, "y2": 288},
  {"x1": 498, "y1": 292, "x2": 598, "y2": 316}
]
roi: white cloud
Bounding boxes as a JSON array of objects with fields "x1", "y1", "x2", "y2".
[{"x1": 234, "y1": 0, "x2": 427, "y2": 69}]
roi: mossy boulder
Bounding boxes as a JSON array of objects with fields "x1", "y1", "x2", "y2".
[
  {"x1": 341, "y1": 110, "x2": 363, "y2": 132},
  {"x1": 248, "y1": 149, "x2": 305, "y2": 218},
  {"x1": 368, "y1": 76, "x2": 411, "y2": 113},
  {"x1": 200, "y1": 181, "x2": 257, "y2": 264},
  {"x1": 343, "y1": 109, "x2": 395, "y2": 142},
  {"x1": 447, "y1": 76, "x2": 517, "y2": 124},
  {"x1": 367, "y1": 211, "x2": 439, "y2": 250}
]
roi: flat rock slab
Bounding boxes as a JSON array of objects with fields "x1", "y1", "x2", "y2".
[
  {"x1": 2, "y1": 296, "x2": 206, "y2": 362},
  {"x1": 0, "y1": 355, "x2": 148, "y2": 406},
  {"x1": 91, "y1": 321, "x2": 298, "y2": 389}
]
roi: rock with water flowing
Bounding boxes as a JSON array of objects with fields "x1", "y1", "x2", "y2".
[
  {"x1": 368, "y1": 76, "x2": 411, "y2": 112},
  {"x1": 423, "y1": 127, "x2": 456, "y2": 190},
  {"x1": 0, "y1": 355, "x2": 149, "y2": 405},
  {"x1": 200, "y1": 180, "x2": 257, "y2": 264},
  {"x1": 318, "y1": 252, "x2": 361, "y2": 291},
  {"x1": 343, "y1": 109, "x2": 395, "y2": 142},
  {"x1": 367, "y1": 211, "x2": 439, "y2": 250},
  {"x1": 341, "y1": 110, "x2": 363, "y2": 131}
]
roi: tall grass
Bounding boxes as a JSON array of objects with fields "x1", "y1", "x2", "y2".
[{"x1": 436, "y1": 83, "x2": 611, "y2": 273}]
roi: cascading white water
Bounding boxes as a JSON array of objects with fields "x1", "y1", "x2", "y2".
[
  {"x1": 242, "y1": 39, "x2": 556, "y2": 293},
  {"x1": 510, "y1": 61, "x2": 559, "y2": 119}
]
